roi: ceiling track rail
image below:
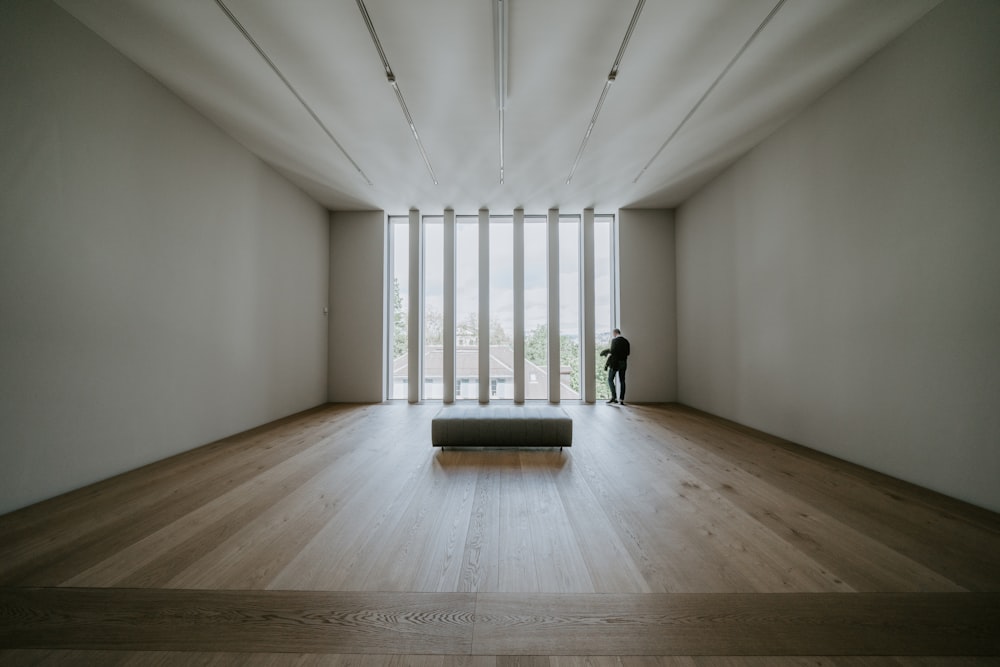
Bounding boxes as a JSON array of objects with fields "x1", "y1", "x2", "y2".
[
  {"x1": 566, "y1": 0, "x2": 645, "y2": 185},
  {"x1": 356, "y1": 0, "x2": 438, "y2": 185},
  {"x1": 212, "y1": 0, "x2": 372, "y2": 186},
  {"x1": 494, "y1": 0, "x2": 508, "y2": 184},
  {"x1": 633, "y1": 0, "x2": 788, "y2": 183}
]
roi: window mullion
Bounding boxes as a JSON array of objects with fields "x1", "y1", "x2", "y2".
[
  {"x1": 513, "y1": 209, "x2": 525, "y2": 403},
  {"x1": 478, "y1": 208, "x2": 490, "y2": 404},
  {"x1": 443, "y1": 209, "x2": 456, "y2": 404},
  {"x1": 408, "y1": 209, "x2": 421, "y2": 403}
]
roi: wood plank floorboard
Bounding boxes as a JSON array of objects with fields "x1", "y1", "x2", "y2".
[
  {"x1": 455, "y1": 456, "x2": 502, "y2": 593},
  {"x1": 473, "y1": 592, "x2": 1000, "y2": 656},
  {"x1": 267, "y1": 409, "x2": 440, "y2": 591},
  {"x1": 1, "y1": 402, "x2": 998, "y2": 663},
  {"x1": 62, "y1": 413, "x2": 371, "y2": 589},
  {"x1": 497, "y1": 451, "x2": 542, "y2": 592},
  {"x1": 0, "y1": 588, "x2": 476, "y2": 654},
  {"x1": 0, "y1": 405, "x2": 366, "y2": 587},
  {"x1": 1, "y1": 588, "x2": 997, "y2": 657},
  {"x1": 2, "y1": 655, "x2": 998, "y2": 667},
  {"x1": 652, "y1": 407, "x2": 1000, "y2": 590},
  {"x1": 621, "y1": 409, "x2": 961, "y2": 593}
]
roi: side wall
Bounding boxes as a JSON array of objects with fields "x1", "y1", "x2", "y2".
[
  {"x1": 675, "y1": 0, "x2": 1000, "y2": 511},
  {"x1": 618, "y1": 209, "x2": 677, "y2": 403},
  {"x1": 328, "y1": 211, "x2": 386, "y2": 403},
  {"x1": 0, "y1": 1, "x2": 330, "y2": 514}
]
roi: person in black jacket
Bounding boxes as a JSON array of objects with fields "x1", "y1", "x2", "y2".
[{"x1": 599, "y1": 328, "x2": 630, "y2": 405}]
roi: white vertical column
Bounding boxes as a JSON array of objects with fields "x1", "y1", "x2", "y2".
[
  {"x1": 408, "y1": 208, "x2": 421, "y2": 403},
  {"x1": 513, "y1": 208, "x2": 525, "y2": 403},
  {"x1": 583, "y1": 208, "x2": 596, "y2": 403},
  {"x1": 479, "y1": 208, "x2": 490, "y2": 404},
  {"x1": 443, "y1": 209, "x2": 456, "y2": 404},
  {"x1": 547, "y1": 208, "x2": 560, "y2": 403}
]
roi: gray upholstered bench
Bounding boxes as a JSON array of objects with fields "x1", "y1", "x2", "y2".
[{"x1": 431, "y1": 406, "x2": 572, "y2": 450}]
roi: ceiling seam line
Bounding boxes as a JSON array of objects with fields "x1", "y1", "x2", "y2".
[
  {"x1": 212, "y1": 0, "x2": 373, "y2": 186},
  {"x1": 633, "y1": 0, "x2": 788, "y2": 184}
]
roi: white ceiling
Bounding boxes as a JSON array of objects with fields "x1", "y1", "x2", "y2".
[{"x1": 55, "y1": 0, "x2": 941, "y2": 213}]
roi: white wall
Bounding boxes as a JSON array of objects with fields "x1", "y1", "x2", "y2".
[
  {"x1": 328, "y1": 211, "x2": 386, "y2": 403},
  {"x1": 618, "y1": 209, "x2": 677, "y2": 403},
  {"x1": 675, "y1": 0, "x2": 1000, "y2": 512},
  {"x1": 0, "y1": 0, "x2": 330, "y2": 514}
]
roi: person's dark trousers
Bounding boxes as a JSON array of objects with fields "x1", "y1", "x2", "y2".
[{"x1": 607, "y1": 365, "x2": 627, "y2": 401}]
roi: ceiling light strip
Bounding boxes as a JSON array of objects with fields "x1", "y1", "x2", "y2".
[
  {"x1": 213, "y1": 0, "x2": 372, "y2": 186},
  {"x1": 494, "y1": 0, "x2": 508, "y2": 184},
  {"x1": 610, "y1": 0, "x2": 645, "y2": 77},
  {"x1": 566, "y1": 0, "x2": 645, "y2": 185},
  {"x1": 356, "y1": 0, "x2": 438, "y2": 185},
  {"x1": 633, "y1": 0, "x2": 788, "y2": 183},
  {"x1": 499, "y1": 107, "x2": 505, "y2": 184}
]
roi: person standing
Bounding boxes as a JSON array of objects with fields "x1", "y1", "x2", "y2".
[{"x1": 600, "y1": 328, "x2": 630, "y2": 404}]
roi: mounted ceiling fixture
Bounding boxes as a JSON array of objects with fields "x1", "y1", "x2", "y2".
[
  {"x1": 566, "y1": 0, "x2": 645, "y2": 186},
  {"x1": 356, "y1": 0, "x2": 438, "y2": 186},
  {"x1": 494, "y1": 0, "x2": 508, "y2": 184},
  {"x1": 212, "y1": 0, "x2": 372, "y2": 186},
  {"x1": 634, "y1": 0, "x2": 788, "y2": 183}
]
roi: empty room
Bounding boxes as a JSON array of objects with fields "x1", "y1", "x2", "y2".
[{"x1": 2, "y1": 0, "x2": 998, "y2": 665}]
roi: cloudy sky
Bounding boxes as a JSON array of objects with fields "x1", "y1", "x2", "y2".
[{"x1": 393, "y1": 215, "x2": 615, "y2": 342}]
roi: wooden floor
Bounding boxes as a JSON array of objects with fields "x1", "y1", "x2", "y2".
[{"x1": 1, "y1": 402, "x2": 998, "y2": 665}]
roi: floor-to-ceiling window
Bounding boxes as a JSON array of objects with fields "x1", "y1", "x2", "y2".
[
  {"x1": 455, "y1": 216, "x2": 479, "y2": 400},
  {"x1": 523, "y1": 215, "x2": 548, "y2": 400},
  {"x1": 594, "y1": 214, "x2": 616, "y2": 400},
  {"x1": 489, "y1": 216, "x2": 514, "y2": 399},
  {"x1": 388, "y1": 216, "x2": 409, "y2": 399},
  {"x1": 559, "y1": 215, "x2": 581, "y2": 399},
  {"x1": 422, "y1": 216, "x2": 444, "y2": 399},
  {"x1": 387, "y1": 211, "x2": 614, "y2": 403}
]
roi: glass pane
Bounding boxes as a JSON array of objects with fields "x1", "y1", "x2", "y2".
[
  {"x1": 489, "y1": 217, "x2": 514, "y2": 399},
  {"x1": 559, "y1": 217, "x2": 581, "y2": 399},
  {"x1": 595, "y1": 215, "x2": 614, "y2": 400},
  {"x1": 389, "y1": 218, "x2": 409, "y2": 400},
  {"x1": 455, "y1": 217, "x2": 479, "y2": 400},
  {"x1": 523, "y1": 217, "x2": 547, "y2": 400},
  {"x1": 422, "y1": 217, "x2": 443, "y2": 399}
]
